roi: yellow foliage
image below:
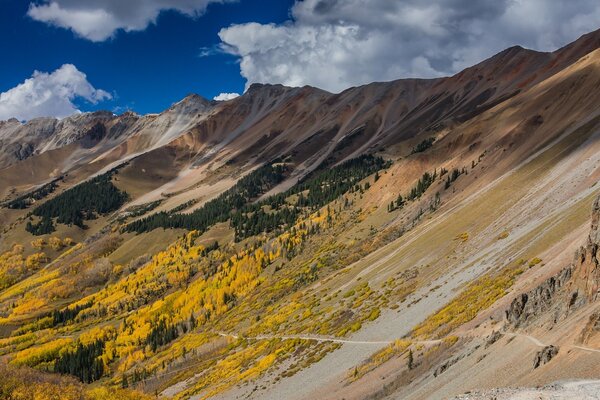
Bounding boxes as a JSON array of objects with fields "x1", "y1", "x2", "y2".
[
  {"x1": 497, "y1": 231, "x2": 509, "y2": 240},
  {"x1": 25, "y1": 253, "x2": 49, "y2": 270},
  {"x1": 10, "y1": 338, "x2": 72, "y2": 367},
  {"x1": 412, "y1": 265, "x2": 524, "y2": 339},
  {"x1": 528, "y1": 257, "x2": 542, "y2": 267},
  {"x1": 55, "y1": 243, "x2": 83, "y2": 260},
  {"x1": 349, "y1": 339, "x2": 411, "y2": 381},
  {"x1": 86, "y1": 387, "x2": 153, "y2": 400},
  {"x1": 79, "y1": 325, "x2": 116, "y2": 345},
  {"x1": 48, "y1": 237, "x2": 64, "y2": 251},
  {"x1": 454, "y1": 232, "x2": 469, "y2": 242},
  {"x1": 0, "y1": 198, "x2": 361, "y2": 397},
  {"x1": 443, "y1": 335, "x2": 459, "y2": 346},
  {"x1": 31, "y1": 238, "x2": 47, "y2": 250},
  {"x1": 12, "y1": 297, "x2": 47, "y2": 316},
  {"x1": 0, "y1": 362, "x2": 150, "y2": 400},
  {"x1": 178, "y1": 339, "x2": 294, "y2": 400},
  {"x1": 0, "y1": 244, "x2": 27, "y2": 290},
  {"x1": 367, "y1": 307, "x2": 380, "y2": 321}
]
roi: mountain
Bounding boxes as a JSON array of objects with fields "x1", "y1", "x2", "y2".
[{"x1": 1, "y1": 29, "x2": 600, "y2": 400}]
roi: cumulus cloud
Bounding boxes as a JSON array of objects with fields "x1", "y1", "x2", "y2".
[
  {"x1": 213, "y1": 92, "x2": 240, "y2": 101},
  {"x1": 27, "y1": 0, "x2": 233, "y2": 42},
  {"x1": 218, "y1": 0, "x2": 600, "y2": 92},
  {"x1": 0, "y1": 64, "x2": 111, "y2": 121}
]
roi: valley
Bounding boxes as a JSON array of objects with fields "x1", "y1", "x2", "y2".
[{"x1": 1, "y1": 28, "x2": 600, "y2": 400}]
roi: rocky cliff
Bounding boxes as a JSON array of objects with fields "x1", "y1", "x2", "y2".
[
  {"x1": 568, "y1": 195, "x2": 600, "y2": 303},
  {"x1": 506, "y1": 196, "x2": 600, "y2": 328}
]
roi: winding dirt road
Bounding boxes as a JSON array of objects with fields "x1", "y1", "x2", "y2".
[
  {"x1": 216, "y1": 330, "x2": 600, "y2": 354},
  {"x1": 216, "y1": 332, "x2": 443, "y2": 346}
]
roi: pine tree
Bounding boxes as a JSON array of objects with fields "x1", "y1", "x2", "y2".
[{"x1": 54, "y1": 339, "x2": 105, "y2": 383}]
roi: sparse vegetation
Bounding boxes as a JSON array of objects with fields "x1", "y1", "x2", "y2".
[
  {"x1": 1, "y1": 34, "x2": 598, "y2": 400},
  {"x1": 497, "y1": 231, "x2": 510, "y2": 240},
  {"x1": 444, "y1": 168, "x2": 463, "y2": 190},
  {"x1": 5, "y1": 179, "x2": 61, "y2": 209},
  {"x1": 455, "y1": 232, "x2": 469, "y2": 242},
  {"x1": 411, "y1": 137, "x2": 436, "y2": 154},
  {"x1": 528, "y1": 257, "x2": 542, "y2": 267},
  {"x1": 407, "y1": 171, "x2": 437, "y2": 201},
  {"x1": 412, "y1": 264, "x2": 524, "y2": 339},
  {"x1": 348, "y1": 339, "x2": 411, "y2": 381},
  {"x1": 388, "y1": 170, "x2": 439, "y2": 212}
]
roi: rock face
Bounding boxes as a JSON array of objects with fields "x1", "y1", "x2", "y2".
[
  {"x1": 10, "y1": 142, "x2": 34, "y2": 161},
  {"x1": 579, "y1": 312, "x2": 600, "y2": 344},
  {"x1": 568, "y1": 196, "x2": 600, "y2": 304},
  {"x1": 505, "y1": 268, "x2": 572, "y2": 328},
  {"x1": 533, "y1": 345, "x2": 559, "y2": 369},
  {"x1": 485, "y1": 331, "x2": 503, "y2": 348},
  {"x1": 505, "y1": 196, "x2": 600, "y2": 328}
]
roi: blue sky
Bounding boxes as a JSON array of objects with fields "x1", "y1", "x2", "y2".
[
  {"x1": 1, "y1": 1, "x2": 599, "y2": 120},
  {"x1": 0, "y1": 0, "x2": 294, "y2": 115}
]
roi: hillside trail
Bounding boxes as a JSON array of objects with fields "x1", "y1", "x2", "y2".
[
  {"x1": 159, "y1": 332, "x2": 442, "y2": 392},
  {"x1": 216, "y1": 331, "x2": 445, "y2": 346},
  {"x1": 504, "y1": 332, "x2": 600, "y2": 354},
  {"x1": 159, "y1": 329, "x2": 600, "y2": 397},
  {"x1": 215, "y1": 330, "x2": 600, "y2": 353},
  {"x1": 504, "y1": 332, "x2": 548, "y2": 347}
]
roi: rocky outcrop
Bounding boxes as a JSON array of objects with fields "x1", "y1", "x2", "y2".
[
  {"x1": 567, "y1": 196, "x2": 600, "y2": 304},
  {"x1": 434, "y1": 354, "x2": 465, "y2": 378},
  {"x1": 505, "y1": 196, "x2": 600, "y2": 328},
  {"x1": 533, "y1": 345, "x2": 559, "y2": 368},
  {"x1": 11, "y1": 142, "x2": 35, "y2": 161},
  {"x1": 504, "y1": 267, "x2": 571, "y2": 328},
  {"x1": 485, "y1": 331, "x2": 503, "y2": 348},
  {"x1": 579, "y1": 312, "x2": 600, "y2": 344}
]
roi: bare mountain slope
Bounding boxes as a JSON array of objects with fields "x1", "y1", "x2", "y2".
[{"x1": 3, "y1": 29, "x2": 599, "y2": 203}]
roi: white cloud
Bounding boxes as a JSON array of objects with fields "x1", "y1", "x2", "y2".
[
  {"x1": 0, "y1": 64, "x2": 111, "y2": 121},
  {"x1": 218, "y1": 0, "x2": 600, "y2": 92},
  {"x1": 213, "y1": 92, "x2": 240, "y2": 101},
  {"x1": 28, "y1": 0, "x2": 233, "y2": 42}
]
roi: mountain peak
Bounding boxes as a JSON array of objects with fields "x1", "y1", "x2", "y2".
[
  {"x1": 167, "y1": 93, "x2": 213, "y2": 114},
  {"x1": 181, "y1": 93, "x2": 211, "y2": 105}
]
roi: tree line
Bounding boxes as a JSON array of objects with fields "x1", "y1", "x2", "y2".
[
  {"x1": 52, "y1": 301, "x2": 94, "y2": 326},
  {"x1": 411, "y1": 137, "x2": 436, "y2": 154},
  {"x1": 26, "y1": 169, "x2": 128, "y2": 235},
  {"x1": 5, "y1": 178, "x2": 61, "y2": 209},
  {"x1": 388, "y1": 166, "x2": 467, "y2": 212},
  {"x1": 54, "y1": 339, "x2": 105, "y2": 383},
  {"x1": 123, "y1": 162, "x2": 289, "y2": 234},
  {"x1": 444, "y1": 168, "x2": 464, "y2": 189},
  {"x1": 125, "y1": 155, "x2": 388, "y2": 240},
  {"x1": 388, "y1": 169, "x2": 438, "y2": 212},
  {"x1": 232, "y1": 154, "x2": 389, "y2": 240}
]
